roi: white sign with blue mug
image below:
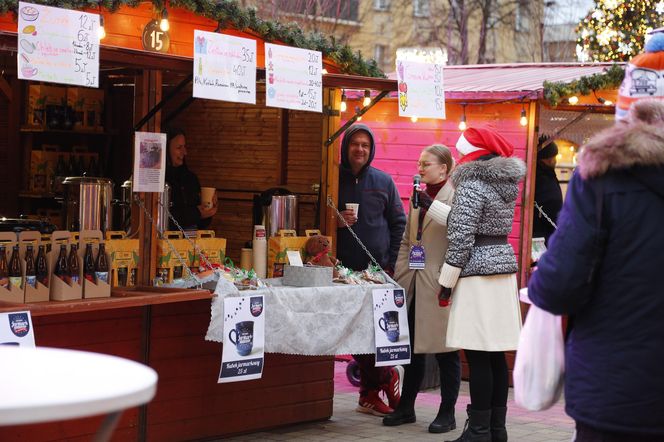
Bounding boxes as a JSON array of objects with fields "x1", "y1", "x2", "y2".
[
  {"x1": 372, "y1": 288, "x2": 411, "y2": 367},
  {"x1": 0, "y1": 311, "x2": 36, "y2": 347},
  {"x1": 218, "y1": 295, "x2": 265, "y2": 383}
]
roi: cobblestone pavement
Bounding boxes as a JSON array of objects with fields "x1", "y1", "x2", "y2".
[{"x1": 222, "y1": 362, "x2": 575, "y2": 441}]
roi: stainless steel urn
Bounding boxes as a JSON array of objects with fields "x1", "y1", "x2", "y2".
[
  {"x1": 119, "y1": 178, "x2": 171, "y2": 235},
  {"x1": 62, "y1": 177, "x2": 114, "y2": 232},
  {"x1": 268, "y1": 194, "x2": 298, "y2": 236}
]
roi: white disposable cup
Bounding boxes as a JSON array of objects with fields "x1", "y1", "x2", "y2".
[
  {"x1": 345, "y1": 203, "x2": 359, "y2": 218},
  {"x1": 200, "y1": 187, "x2": 216, "y2": 209}
]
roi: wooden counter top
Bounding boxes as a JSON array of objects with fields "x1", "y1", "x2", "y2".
[{"x1": 0, "y1": 287, "x2": 213, "y2": 316}]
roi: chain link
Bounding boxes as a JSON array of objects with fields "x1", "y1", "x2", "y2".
[
  {"x1": 534, "y1": 201, "x2": 558, "y2": 230},
  {"x1": 326, "y1": 196, "x2": 382, "y2": 271}
]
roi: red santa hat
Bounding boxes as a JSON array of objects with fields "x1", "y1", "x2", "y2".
[{"x1": 456, "y1": 127, "x2": 515, "y2": 159}]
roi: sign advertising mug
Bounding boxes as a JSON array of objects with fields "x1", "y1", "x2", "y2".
[
  {"x1": 219, "y1": 295, "x2": 264, "y2": 383},
  {"x1": 372, "y1": 288, "x2": 411, "y2": 367}
]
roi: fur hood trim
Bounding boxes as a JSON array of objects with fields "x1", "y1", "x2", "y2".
[
  {"x1": 451, "y1": 156, "x2": 526, "y2": 187},
  {"x1": 577, "y1": 121, "x2": 664, "y2": 179}
]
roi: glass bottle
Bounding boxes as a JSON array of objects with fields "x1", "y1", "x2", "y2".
[
  {"x1": 88, "y1": 155, "x2": 99, "y2": 177},
  {"x1": 8, "y1": 245, "x2": 22, "y2": 290},
  {"x1": 52, "y1": 154, "x2": 67, "y2": 194},
  {"x1": 83, "y1": 243, "x2": 95, "y2": 283},
  {"x1": 77, "y1": 155, "x2": 87, "y2": 176},
  {"x1": 25, "y1": 245, "x2": 37, "y2": 289},
  {"x1": 36, "y1": 245, "x2": 48, "y2": 287},
  {"x1": 67, "y1": 154, "x2": 79, "y2": 176},
  {"x1": 68, "y1": 243, "x2": 80, "y2": 286},
  {"x1": 95, "y1": 243, "x2": 109, "y2": 284},
  {"x1": 0, "y1": 246, "x2": 9, "y2": 289},
  {"x1": 54, "y1": 244, "x2": 70, "y2": 284}
]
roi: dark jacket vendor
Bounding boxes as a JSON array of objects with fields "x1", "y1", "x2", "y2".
[{"x1": 165, "y1": 128, "x2": 218, "y2": 230}]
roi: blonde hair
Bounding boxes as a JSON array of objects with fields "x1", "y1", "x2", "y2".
[{"x1": 423, "y1": 144, "x2": 454, "y2": 172}]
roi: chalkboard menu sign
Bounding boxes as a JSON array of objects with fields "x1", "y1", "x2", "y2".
[{"x1": 17, "y1": 2, "x2": 100, "y2": 88}]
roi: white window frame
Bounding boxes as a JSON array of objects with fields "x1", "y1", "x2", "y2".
[
  {"x1": 374, "y1": 0, "x2": 390, "y2": 11},
  {"x1": 413, "y1": 0, "x2": 430, "y2": 17},
  {"x1": 374, "y1": 44, "x2": 387, "y2": 68}
]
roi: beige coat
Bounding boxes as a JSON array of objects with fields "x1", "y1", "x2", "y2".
[{"x1": 394, "y1": 181, "x2": 456, "y2": 354}]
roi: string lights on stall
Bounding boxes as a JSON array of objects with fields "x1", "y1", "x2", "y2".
[{"x1": 159, "y1": 7, "x2": 170, "y2": 32}]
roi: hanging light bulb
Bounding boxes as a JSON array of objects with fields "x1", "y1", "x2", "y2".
[
  {"x1": 159, "y1": 7, "x2": 170, "y2": 32},
  {"x1": 458, "y1": 105, "x2": 467, "y2": 131},
  {"x1": 568, "y1": 96, "x2": 579, "y2": 105},
  {"x1": 363, "y1": 90, "x2": 371, "y2": 106},
  {"x1": 355, "y1": 106, "x2": 362, "y2": 121},
  {"x1": 519, "y1": 108, "x2": 528, "y2": 126},
  {"x1": 97, "y1": 14, "x2": 106, "y2": 39},
  {"x1": 340, "y1": 90, "x2": 347, "y2": 112},
  {"x1": 321, "y1": 68, "x2": 328, "y2": 75},
  {"x1": 411, "y1": 116, "x2": 418, "y2": 123},
  {"x1": 604, "y1": 99, "x2": 613, "y2": 106}
]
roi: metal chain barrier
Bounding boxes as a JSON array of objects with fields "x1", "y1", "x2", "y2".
[
  {"x1": 326, "y1": 195, "x2": 382, "y2": 271},
  {"x1": 534, "y1": 201, "x2": 558, "y2": 230},
  {"x1": 133, "y1": 194, "x2": 203, "y2": 287}
]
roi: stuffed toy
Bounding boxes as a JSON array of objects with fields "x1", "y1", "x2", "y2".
[
  {"x1": 616, "y1": 32, "x2": 664, "y2": 120},
  {"x1": 304, "y1": 235, "x2": 338, "y2": 277}
]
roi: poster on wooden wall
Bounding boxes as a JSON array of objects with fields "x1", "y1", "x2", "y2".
[
  {"x1": 132, "y1": 132, "x2": 166, "y2": 193},
  {"x1": 265, "y1": 43, "x2": 322, "y2": 113},
  {"x1": 192, "y1": 30, "x2": 257, "y2": 104},
  {"x1": 395, "y1": 59, "x2": 445, "y2": 120},
  {"x1": 17, "y1": 2, "x2": 100, "y2": 88},
  {"x1": 218, "y1": 295, "x2": 265, "y2": 383}
]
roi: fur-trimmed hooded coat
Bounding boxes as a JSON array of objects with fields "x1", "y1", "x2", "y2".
[
  {"x1": 433, "y1": 156, "x2": 526, "y2": 287},
  {"x1": 529, "y1": 100, "x2": 664, "y2": 436}
]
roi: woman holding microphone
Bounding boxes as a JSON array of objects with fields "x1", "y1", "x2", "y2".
[{"x1": 383, "y1": 144, "x2": 461, "y2": 434}]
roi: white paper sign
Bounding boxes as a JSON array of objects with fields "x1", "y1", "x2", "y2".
[
  {"x1": 132, "y1": 132, "x2": 166, "y2": 193},
  {"x1": 265, "y1": 43, "x2": 322, "y2": 113},
  {"x1": 219, "y1": 295, "x2": 265, "y2": 383},
  {"x1": 396, "y1": 59, "x2": 445, "y2": 119},
  {"x1": 0, "y1": 311, "x2": 36, "y2": 347},
  {"x1": 17, "y1": 2, "x2": 100, "y2": 87},
  {"x1": 192, "y1": 31, "x2": 257, "y2": 104},
  {"x1": 286, "y1": 250, "x2": 303, "y2": 267},
  {"x1": 372, "y1": 288, "x2": 411, "y2": 367}
]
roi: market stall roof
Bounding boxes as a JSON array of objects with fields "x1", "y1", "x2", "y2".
[{"x1": 387, "y1": 62, "x2": 621, "y2": 100}]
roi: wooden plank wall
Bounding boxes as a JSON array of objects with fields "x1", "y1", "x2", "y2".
[{"x1": 163, "y1": 83, "x2": 323, "y2": 263}]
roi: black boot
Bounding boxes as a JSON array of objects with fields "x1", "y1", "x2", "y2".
[
  {"x1": 428, "y1": 404, "x2": 456, "y2": 433},
  {"x1": 444, "y1": 405, "x2": 491, "y2": 442},
  {"x1": 491, "y1": 406, "x2": 508, "y2": 442}
]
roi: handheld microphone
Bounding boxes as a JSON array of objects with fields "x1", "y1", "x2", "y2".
[{"x1": 413, "y1": 175, "x2": 421, "y2": 208}]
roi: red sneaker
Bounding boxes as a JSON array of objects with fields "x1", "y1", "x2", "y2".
[
  {"x1": 356, "y1": 390, "x2": 393, "y2": 416},
  {"x1": 381, "y1": 367, "x2": 402, "y2": 409}
]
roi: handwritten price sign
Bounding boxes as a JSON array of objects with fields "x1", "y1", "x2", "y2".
[
  {"x1": 17, "y1": 2, "x2": 100, "y2": 88},
  {"x1": 395, "y1": 59, "x2": 445, "y2": 120},
  {"x1": 265, "y1": 43, "x2": 322, "y2": 113},
  {"x1": 192, "y1": 31, "x2": 257, "y2": 104}
]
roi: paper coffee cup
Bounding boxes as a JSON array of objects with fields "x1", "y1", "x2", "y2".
[
  {"x1": 200, "y1": 187, "x2": 216, "y2": 209},
  {"x1": 345, "y1": 203, "x2": 359, "y2": 218}
]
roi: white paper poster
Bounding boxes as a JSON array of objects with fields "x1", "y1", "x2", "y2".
[
  {"x1": 396, "y1": 59, "x2": 445, "y2": 119},
  {"x1": 132, "y1": 132, "x2": 166, "y2": 193},
  {"x1": 17, "y1": 2, "x2": 100, "y2": 87},
  {"x1": 372, "y1": 288, "x2": 411, "y2": 367},
  {"x1": 0, "y1": 311, "x2": 36, "y2": 347},
  {"x1": 192, "y1": 31, "x2": 257, "y2": 104},
  {"x1": 219, "y1": 295, "x2": 265, "y2": 383},
  {"x1": 265, "y1": 43, "x2": 322, "y2": 113}
]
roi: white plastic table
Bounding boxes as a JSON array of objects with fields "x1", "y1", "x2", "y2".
[{"x1": 0, "y1": 345, "x2": 158, "y2": 442}]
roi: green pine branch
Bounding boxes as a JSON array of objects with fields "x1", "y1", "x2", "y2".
[{"x1": 543, "y1": 64, "x2": 624, "y2": 107}]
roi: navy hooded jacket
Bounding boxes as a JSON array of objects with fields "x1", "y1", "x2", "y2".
[
  {"x1": 337, "y1": 124, "x2": 406, "y2": 271},
  {"x1": 528, "y1": 101, "x2": 664, "y2": 436}
]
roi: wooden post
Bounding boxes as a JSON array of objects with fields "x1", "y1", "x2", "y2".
[
  {"x1": 134, "y1": 69, "x2": 162, "y2": 286},
  {"x1": 321, "y1": 87, "x2": 341, "y2": 246},
  {"x1": 519, "y1": 99, "x2": 540, "y2": 289}
]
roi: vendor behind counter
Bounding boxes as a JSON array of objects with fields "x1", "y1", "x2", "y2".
[{"x1": 165, "y1": 128, "x2": 218, "y2": 230}]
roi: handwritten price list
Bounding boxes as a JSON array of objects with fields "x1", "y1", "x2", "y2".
[
  {"x1": 396, "y1": 59, "x2": 446, "y2": 120},
  {"x1": 192, "y1": 31, "x2": 257, "y2": 104},
  {"x1": 17, "y1": 2, "x2": 99, "y2": 88},
  {"x1": 265, "y1": 43, "x2": 322, "y2": 113}
]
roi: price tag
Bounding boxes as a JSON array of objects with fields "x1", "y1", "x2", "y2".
[{"x1": 265, "y1": 43, "x2": 322, "y2": 113}]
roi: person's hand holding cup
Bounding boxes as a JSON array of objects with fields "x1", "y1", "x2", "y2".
[
  {"x1": 199, "y1": 186, "x2": 218, "y2": 219},
  {"x1": 337, "y1": 203, "x2": 359, "y2": 228}
]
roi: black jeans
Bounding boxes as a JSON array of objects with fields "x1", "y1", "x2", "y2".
[{"x1": 399, "y1": 283, "x2": 461, "y2": 410}]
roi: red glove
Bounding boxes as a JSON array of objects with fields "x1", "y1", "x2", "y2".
[{"x1": 438, "y1": 286, "x2": 452, "y2": 307}]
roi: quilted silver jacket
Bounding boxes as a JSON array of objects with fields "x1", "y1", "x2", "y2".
[{"x1": 445, "y1": 156, "x2": 526, "y2": 278}]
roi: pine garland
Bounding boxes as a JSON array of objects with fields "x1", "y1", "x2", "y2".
[
  {"x1": 543, "y1": 64, "x2": 624, "y2": 106},
  {"x1": 0, "y1": 0, "x2": 385, "y2": 78}
]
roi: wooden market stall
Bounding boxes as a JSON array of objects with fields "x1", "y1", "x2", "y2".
[{"x1": 0, "y1": 1, "x2": 397, "y2": 441}]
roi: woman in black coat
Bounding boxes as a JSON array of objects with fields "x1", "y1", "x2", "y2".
[
  {"x1": 529, "y1": 100, "x2": 664, "y2": 441},
  {"x1": 165, "y1": 128, "x2": 217, "y2": 230}
]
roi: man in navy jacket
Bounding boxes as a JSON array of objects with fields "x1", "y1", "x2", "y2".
[
  {"x1": 337, "y1": 124, "x2": 406, "y2": 416},
  {"x1": 528, "y1": 100, "x2": 664, "y2": 441}
]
